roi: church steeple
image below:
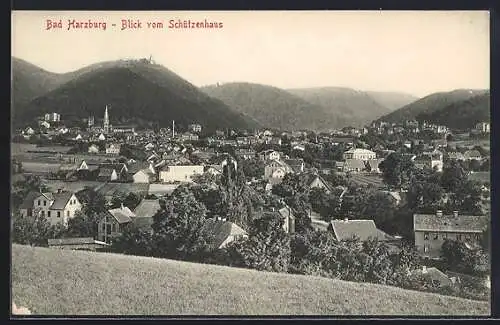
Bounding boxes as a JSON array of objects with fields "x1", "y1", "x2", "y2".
[{"x1": 103, "y1": 105, "x2": 109, "y2": 134}]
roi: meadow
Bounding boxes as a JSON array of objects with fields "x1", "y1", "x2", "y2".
[{"x1": 12, "y1": 244, "x2": 490, "y2": 316}]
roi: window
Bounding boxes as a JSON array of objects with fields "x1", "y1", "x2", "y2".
[
  {"x1": 67, "y1": 210, "x2": 70, "y2": 217},
  {"x1": 433, "y1": 233, "x2": 439, "y2": 240},
  {"x1": 456, "y1": 234, "x2": 462, "y2": 241},
  {"x1": 48, "y1": 211, "x2": 51, "y2": 217},
  {"x1": 38, "y1": 200, "x2": 41, "y2": 206},
  {"x1": 43, "y1": 201, "x2": 46, "y2": 206},
  {"x1": 41, "y1": 211, "x2": 45, "y2": 217},
  {"x1": 107, "y1": 226, "x2": 112, "y2": 235},
  {"x1": 442, "y1": 233, "x2": 447, "y2": 240},
  {"x1": 424, "y1": 232, "x2": 429, "y2": 240},
  {"x1": 57, "y1": 211, "x2": 61, "y2": 218}
]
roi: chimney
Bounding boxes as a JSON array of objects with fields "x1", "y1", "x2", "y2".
[
  {"x1": 121, "y1": 203, "x2": 124, "y2": 210},
  {"x1": 422, "y1": 266, "x2": 427, "y2": 274},
  {"x1": 436, "y1": 210, "x2": 443, "y2": 217},
  {"x1": 452, "y1": 210, "x2": 459, "y2": 218}
]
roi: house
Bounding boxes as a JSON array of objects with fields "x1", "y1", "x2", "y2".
[
  {"x1": 264, "y1": 160, "x2": 293, "y2": 180},
  {"x1": 88, "y1": 144, "x2": 100, "y2": 154},
  {"x1": 97, "y1": 204, "x2": 136, "y2": 243},
  {"x1": 98, "y1": 133, "x2": 106, "y2": 141},
  {"x1": 413, "y1": 210, "x2": 488, "y2": 259},
  {"x1": 203, "y1": 219, "x2": 248, "y2": 249},
  {"x1": 179, "y1": 132, "x2": 199, "y2": 141},
  {"x1": 97, "y1": 168, "x2": 118, "y2": 182},
  {"x1": 447, "y1": 152, "x2": 465, "y2": 161},
  {"x1": 411, "y1": 266, "x2": 453, "y2": 288},
  {"x1": 266, "y1": 137, "x2": 282, "y2": 146},
  {"x1": 235, "y1": 148, "x2": 256, "y2": 160},
  {"x1": 39, "y1": 120, "x2": 51, "y2": 129},
  {"x1": 343, "y1": 148, "x2": 376, "y2": 161},
  {"x1": 328, "y1": 218, "x2": 392, "y2": 242},
  {"x1": 343, "y1": 159, "x2": 366, "y2": 173},
  {"x1": 145, "y1": 142, "x2": 155, "y2": 151},
  {"x1": 258, "y1": 149, "x2": 280, "y2": 161},
  {"x1": 133, "y1": 199, "x2": 163, "y2": 231},
  {"x1": 48, "y1": 237, "x2": 109, "y2": 251},
  {"x1": 475, "y1": 122, "x2": 490, "y2": 133},
  {"x1": 305, "y1": 174, "x2": 333, "y2": 193},
  {"x1": 283, "y1": 159, "x2": 305, "y2": 174},
  {"x1": 24, "y1": 127, "x2": 35, "y2": 135},
  {"x1": 105, "y1": 143, "x2": 121, "y2": 155},
  {"x1": 204, "y1": 165, "x2": 223, "y2": 176},
  {"x1": 159, "y1": 165, "x2": 204, "y2": 183},
  {"x1": 188, "y1": 124, "x2": 202, "y2": 133},
  {"x1": 44, "y1": 112, "x2": 61, "y2": 122},
  {"x1": 19, "y1": 190, "x2": 82, "y2": 226},
  {"x1": 365, "y1": 159, "x2": 383, "y2": 174},
  {"x1": 414, "y1": 150, "x2": 443, "y2": 172},
  {"x1": 464, "y1": 150, "x2": 482, "y2": 161},
  {"x1": 128, "y1": 162, "x2": 156, "y2": 183}
]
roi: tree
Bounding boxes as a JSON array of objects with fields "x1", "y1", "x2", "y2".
[
  {"x1": 441, "y1": 160, "x2": 467, "y2": 192},
  {"x1": 441, "y1": 239, "x2": 489, "y2": 276},
  {"x1": 240, "y1": 159, "x2": 265, "y2": 179},
  {"x1": 110, "y1": 223, "x2": 155, "y2": 257},
  {"x1": 225, "y1": 213, "x2": 291, "y2": 272},
  {"x1": 12, "y1": 211, "x2": 53, "y2": 246},
  {"x1": 379, "y1": 153, "x2": 415, "y2": 189},
  {"x1": 151, "y1": 185, "x2": 213, "y2": 261},
  {"x1": 123, "y1": 192, "x2": 142, "y2": 210},
  {"x1": 11, "y1": 175, "x2": 49, "y2": 210},
  {"x1": 65, "y1": 210, "x2": 102, "y2": 238}
]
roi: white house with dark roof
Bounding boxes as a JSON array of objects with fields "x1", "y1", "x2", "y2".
[
  {"x1": 19, "y1": 190, "x2": 82, "y2": 226},
  {"x1": 413, "y1": 210, "x2": 488, "y2": 259}
]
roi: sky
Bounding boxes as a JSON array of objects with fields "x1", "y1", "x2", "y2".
[{"x1": 11, "y1": 11, "x2": 489, "y2": 98}]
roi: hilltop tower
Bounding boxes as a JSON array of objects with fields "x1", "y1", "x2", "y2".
[{"x1": 103, "y1": 105, "x2": 110, "y2": 134}]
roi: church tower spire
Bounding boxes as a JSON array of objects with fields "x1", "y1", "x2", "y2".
[{"x1": 103, "y1": 105, "x2": 109, "y2": 134}]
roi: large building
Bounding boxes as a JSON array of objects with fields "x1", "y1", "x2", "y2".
[
  {"x1": 19, "y1": 190, "x2": 82, "y2": 227},
  {"x1": 413, "y1": 211, "x2": 488, "y2": 259},
  {"x1": 44, "y1": 112, "x2": 61, "y2": 122},
  {"x1": 343, "y1": 148, "x2": 376, "y2": 161},
  {"x1": 159, "y1": 165, "x2": 204, "y2": 183}
]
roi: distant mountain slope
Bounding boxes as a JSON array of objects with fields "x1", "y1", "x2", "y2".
[
  {"x1": 416, "y1": 92, "x2": 490, "y2": 129},
  {"x1": 11, "y1": 57, "x2": 63, "y2": 109},
  {"x1": 13, "y1": 59, "x2": 259, "y2": 130},
  {"x1": 365, "y1": 91, "x2": 419, "y2": 111},
  {"x1": 376, "y1": 89, "x2": 489, "y2": 124},
  {"x1": 201, "y1": 82, "x2": 341, "y2": 131},
  {"x1": 286, "y1": 87, "x2": 394, "y2": 128}
]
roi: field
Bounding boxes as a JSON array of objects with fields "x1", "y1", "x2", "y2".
[
  {"x1": 349, "y1": 174, "x2": 385, "y2": 188},
  {"x1": 11, "y1": 245, "x2": 490, "y2": 316},
  {"x1": 96, "y1": 183, "x2": 150, "y2": 197},
  {"x1": 42, "y1": 180, "x2": 102, "y2": 193}
]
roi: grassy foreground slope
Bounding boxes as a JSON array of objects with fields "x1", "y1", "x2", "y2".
[{"x1": 12, "y1": 245, "x2": 490, "y2": 316}]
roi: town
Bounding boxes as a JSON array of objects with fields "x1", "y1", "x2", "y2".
[{"x1": 11, "y1": 104, "x2": 491, "y2": 303}]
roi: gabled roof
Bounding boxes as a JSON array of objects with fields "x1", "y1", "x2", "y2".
[
  {"x1": 50, "y1": 192, "x2": 75, "y2": 210},
  {"x1": 413, "y1": 214, "x2": 488, "y2": 233},
  {"x1": 330, "y1": 219, "x2": 390, "y2": 241},
  {"x1": 19, "y1": 191, "x2": 52, "y2": 209},
  {"x1": 203, "y1": 219, "x2": 247, "y2": 249},
  {"x1": 98, "y1": 168, "x2": 116, "y2": 177},
  {"x1": 133, "y1": 199, "x2": 162, "y2": 218},
  {"x1": 108, "y1": 206, "x2": 136, "y2": 224}
]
